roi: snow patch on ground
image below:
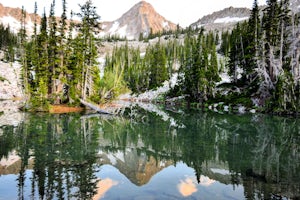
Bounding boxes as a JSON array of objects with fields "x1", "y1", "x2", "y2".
[
  {"x1": 214, "y1": 17, "x2": 249, "y2": 24},
  {"x1": 97, "y1": 57, "x2": 106, "y2": 78},
  {"x1": 217, "y1": 72, "x2": 231, "y2": 85},
  {"x1": 135, "y1": 73, "x2": 178, "y2": 101},
  {"x1": 238, "y1": 106, "x2": 246, "y2": 114}
]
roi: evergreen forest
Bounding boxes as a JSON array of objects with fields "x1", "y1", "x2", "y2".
[{"x1": 1, "y1": 0, "x2": 300, "y2": 114}]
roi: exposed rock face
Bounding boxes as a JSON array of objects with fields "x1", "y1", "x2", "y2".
[
  {"x1": 0, "y1": 62, "x2": 24, "y2": 100},
  {"x1": 191, "y1": 7, "x2": 251, "y2": 31},
  {"x1": 0, "y1": 60, "x2": 25, "y2": 127},
  {"x1": 0, "y1": 61, "x2": 24, "y2": 100},
  {"x1": 100, "y1": 1, "x2": 178, "y2": 40},
  {"x1": 0, "y1": 100, "x2": 25, "y2": 127},
  {"x1": 290, "y1": 0, "x2": 300, "y2": 13}
]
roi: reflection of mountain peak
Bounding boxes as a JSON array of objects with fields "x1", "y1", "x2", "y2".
[{"x1": 99, "y1": 149, "x2": 173, "y2": 186}]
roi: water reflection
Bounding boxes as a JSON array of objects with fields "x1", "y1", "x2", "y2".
[
  {"x1": 1, "y1": 114, "x2": 100, "y2": 200},
  {"x1": 0, "y1": 104, "x2": 299, "y2": 199}
]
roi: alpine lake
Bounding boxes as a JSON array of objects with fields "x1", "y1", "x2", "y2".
[{"x1": 0, "y1": 102, "x2": 299, "y2": 200}]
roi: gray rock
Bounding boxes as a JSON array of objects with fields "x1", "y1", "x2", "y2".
[{"x1": 0, "y1": 61, "x2": 24, "y2": 100}]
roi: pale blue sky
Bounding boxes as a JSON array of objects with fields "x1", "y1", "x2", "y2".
[{"x1": 1, "y1": 0, "x2": 266, "y2": 27}]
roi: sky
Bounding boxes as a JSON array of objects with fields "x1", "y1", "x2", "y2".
[{"x1": 1, "y1": 0, "x2": 267, "y2": 27}]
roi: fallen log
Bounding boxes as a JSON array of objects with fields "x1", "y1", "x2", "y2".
[{"x1": 79, "y1": 99, "x2": 113, "y2": 115}]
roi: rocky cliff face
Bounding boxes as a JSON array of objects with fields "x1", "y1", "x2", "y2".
[{"x1": 100, "y1": 1, "x2": 178, "y2": 40}]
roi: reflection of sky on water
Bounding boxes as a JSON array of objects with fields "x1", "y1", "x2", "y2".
[
  {"x1": 0, "y1": 163, "x2": 241, "y2": 199},
  {"x1": 178, "y1": 178, "x2": 198, "y2": 197},
  {"x1": 0, "y1": 170, "x2": 36, "y2": 200},
  {"x1": 94, "y1": 162, "x2": 245, "y2": 200},
  {"x1": 93, "y1": 178, "x2": 119, "y2": 200}
]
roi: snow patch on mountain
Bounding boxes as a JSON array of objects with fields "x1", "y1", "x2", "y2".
[
  {"x1": 109, "y1": 21, "x2": 120, "y2": 33},
  {"x1": 118, "y1": 25, "x2": 128, "y2": 38},
  {"x1": 162, "y1": 21, "x2": 168, "y2": 28},
  {"x1": 214, "y1": 16, "x2": 249, "y2": 24},
  {"x1": 1, "y1": 16, "x2": 20, "y2": 34},
  {"x1": 191, "y1": 7, "x2": 251, "y2": 31}
]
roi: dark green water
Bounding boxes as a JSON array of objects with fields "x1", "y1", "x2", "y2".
[{"x1": 0, "y1": 104, "x2": 299, "y2": 200}]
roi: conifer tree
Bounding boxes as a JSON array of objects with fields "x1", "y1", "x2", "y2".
[
  {"x1": 76, "y1": 0, "x2": 101, "y2": 100},
  {"x1": 263, "y1": 0, "x2": 281, "y2": 82},
  {"x1": 20, "y1": 6, "x2": 30, "y2": 97},
  {"x1": 56, "y1": 0, "x2": 68, "y2": 103},
  {"x1": 48, "y1": 0, "x2": 59, "y2": 100},
  {"x1": 228, "y1": 23, "x2": 243, "y2": 83},
  {"x1": 148, "y1": 41, "x2": 168, "y2": 89},
  {"x1": 245, "y1": 0, "x2": 261, "y2": 79}
]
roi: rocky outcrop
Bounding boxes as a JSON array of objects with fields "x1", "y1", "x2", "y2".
[
  {"x1": 0, "y1": 58, "x2": 25, "y2": 127},
  {"x1": 0, "y1": 100, "x2": 25, "y2": 128},
  {"x1": 290, "y1": 0, "x2": 300, "y2": 13},
  {"x1": 100, "y1": 1, "x2": 178, "y2": 40},
  {"x1": 0, "y1": 61, "x2": 24, "y2": 100}
]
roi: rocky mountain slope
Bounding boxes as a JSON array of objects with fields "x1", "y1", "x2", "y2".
[
  {"x1": 191, "y1": 7, "x2": 251, "y2": 31},
  {"x1": 100, "y1": 1, "x2": 177, "y2": 40},
  {"x1": 0, "y1": 3, "x2": 40, "y2": 35},
  {"x1": 191, "y1": 0, "x2": 300, "y2": 32},
  {"x1": 0, "y1": 1, "x2": 177, "y2": 40}
]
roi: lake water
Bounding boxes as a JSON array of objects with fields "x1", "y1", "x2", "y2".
[{"x1": 0, "y1": 103, "x2": 299, "y2": 199}]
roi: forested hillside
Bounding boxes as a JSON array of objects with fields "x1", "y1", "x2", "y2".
[
  {"x1": 218, "y1": 0, "x2": 300, "y2": 114},
  {"x1": 1, "y1": 0, "x2": 299, "y2": 114},
  {"x1": 18, "y1": 0, "x2": 102, "y2": 110},
  {"x1": 104, "y1": 0, "x2": 300, "y2": 114}
]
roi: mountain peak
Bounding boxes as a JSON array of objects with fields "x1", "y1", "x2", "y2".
[
  {"x1": 101, "y1": 1, "x2": 177, "y2": 40},
  {"x1": 134, "y1": 0, "x2": 155, "y2": 12}
]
